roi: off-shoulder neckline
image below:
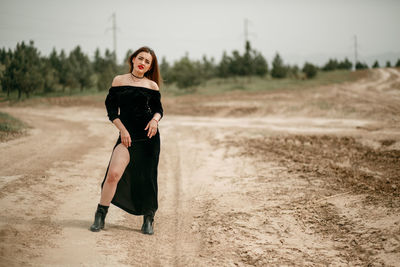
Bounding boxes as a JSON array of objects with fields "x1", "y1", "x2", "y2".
[{"x1": 111, "y1": 85, "x2": 160, "y2": 92}]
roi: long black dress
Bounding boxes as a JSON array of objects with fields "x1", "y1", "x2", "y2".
[{"x1": 101, "y1": 85, "x2": 163, "y2": 217}]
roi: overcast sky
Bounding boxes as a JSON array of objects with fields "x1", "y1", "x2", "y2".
[{"x1": 1, "y1": 0, "x2": 399, "y2": 66}]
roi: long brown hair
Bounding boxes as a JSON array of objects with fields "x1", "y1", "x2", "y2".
[{"x1": 128, "y1": 46, "x2": 162, "y2": 88}]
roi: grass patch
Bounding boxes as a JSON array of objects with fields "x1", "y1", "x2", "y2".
[
  {"x1": 0, "y1": 87, "x2": 106, "y2": 104},
  {"x1": 162, "y1": 70, "x2": 365, "y2": 97},
  {"x1": 0, "y1": 89, "x2": 107, "y2": 108},
  {"x1": 0, "y1": 111, "x2": 28, "y2": 141}
]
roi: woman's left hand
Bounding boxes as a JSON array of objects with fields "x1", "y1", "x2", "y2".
[{"x1": 145, "y1": 118, "x2": 158, "y2": 138}]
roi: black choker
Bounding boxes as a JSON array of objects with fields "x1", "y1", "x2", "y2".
[{"x1": 131, "y1": 72, "x2": 144, "y2": 79}]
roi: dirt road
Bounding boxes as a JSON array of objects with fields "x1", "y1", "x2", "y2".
[{"x1": 1, "y1": 68, "x2": 399, "y2": 266}]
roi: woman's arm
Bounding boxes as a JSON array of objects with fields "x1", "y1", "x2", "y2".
[
  {"x1": 105, "y1": 76, "x2": 131, "y2": 147},
  {"x1": 152, "y1": 112, "x2": 162, "y2": 122},
  {"x1": 144, "y1": 113, "x2": 160, "y2": 139},
  {"x1": 149, "y1": 81, "x2": 163, "y2": 120},
  {"x1": 112, "y1": 118, "x2": 131, "y2": 147},
  {"x1": 145, "y1": 81, "x2": 163, "y2": 138}
]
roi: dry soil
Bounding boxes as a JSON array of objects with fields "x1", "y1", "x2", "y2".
[{"x1": 0, "y1": 68, "x2": 399, "y2": 266}]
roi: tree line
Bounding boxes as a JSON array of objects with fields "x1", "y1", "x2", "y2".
[
  {"x1": 1, "y1": 40, "x2": 399, "y2": 99},
  {"x1": 0, "y1": 41, "x2": 121, "y2": 99},
  {"x1": 160, "y1": 41, "x2": 323, "y2": 87}
]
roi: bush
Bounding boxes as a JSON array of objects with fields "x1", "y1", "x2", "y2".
[
  {"x1": 355, "y1": 61, "x2": 368, "y2": 70},
  {"x1": 322, "y1": 58, "x2": 352, "y2": 71},
  {"x1": 302, "y1": 62, "x2": 317, "y2": 79}
]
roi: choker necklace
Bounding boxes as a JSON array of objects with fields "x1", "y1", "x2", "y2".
[{"x1": 131, "y1": 72, "x2": 144, "y2": 79}]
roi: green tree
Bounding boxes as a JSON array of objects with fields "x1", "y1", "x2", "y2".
[
  {"x1": 322, "y1": 58, "x2": 339, "y2": 71},
  {"x1": 217, "y1": 51, "x2": 231, "y2": 78},
  {"x1": 97, "y1": 64, "x2": 115, "y2": 91},
  {"x1": 1, "y1": 41, "x2": 44, "y2": 99},
  {"x1": 104, "y1": 49, "x2": 116, "y2": 65},
  {"x1": 337, "y1": 58, "x2": 352, "y2": 70},
  {"x1": 355, "y1": 61, "x2": 368, "y2": 70},
  {"x1": 58, "y1": 50, "x2": 76, "y2": 92},
  {"x1": 0, "y1": 50, "x2": 15, "y2": 97},
  {"x1": 302, "y1": 62, "x2": 317, "y2": 79},
  {"x1": 0, "y1": 49, "x2": 12, "y2": 95},
  {"x1": 372, "y1": 60, "x2": 380, "y2": 68},
  {"x1": 216, "y1": 42, "x2": 267, "y2": 78},
  {"x1": 252, "y1": 51, "x2": 268, "y2": 76},
  {"x1": 41, "y1": 57, "x2": 58, "y2": 93},
  {"x1": 93, "y1": 48, "x2": 118, "y2": 91},
  {"x1": 271, "y1": 53, "x2": 287, "y2": 78},
  {"x1": 22, "y1": 42, "x2": 45, "y2": 97},
  {"x1": 68, "y1": 46, "x2": 93, "y2": 91},
  {"x1": 386, "y1": 61, "x2": 391, "y2": 68},
  {"x1": 0, "y1": 48, "x2": 7, "y2": 65},
  {"x1": 124, "y1": 49, "x2": 134, "y2": 65},
  {"x1": 169, "y1": 55, "x2": 202, "y2": 89},
  {"x1": 200, "y1": 55, "x2": 216, "y2": 81},
  {"x1": 396, "y1": 59, "x2": 400, "y2": 67},
  {"x1": 229, "y1": 50, "x2": 244, "y2": 76},
  {"x1": 159, "y1": 56, "x2": 170, "y2": 84},
  {"x1": 42, "y1": 47, "x2": 64, "y2": 93},
  {"x1": 93, "y1": 48, "x2": 103, "y2": 73},
  {"x1": 241, "y1": 41, "x2": 253, "y2": 76}
]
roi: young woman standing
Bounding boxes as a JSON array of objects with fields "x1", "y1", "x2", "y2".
[{"x1": 90, "y1": 46, "x2": 163, "y2": 235}]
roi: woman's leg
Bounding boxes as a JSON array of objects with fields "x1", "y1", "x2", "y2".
[{"x1": 99, "y1": 143, "x2": 130, "y2": 206}]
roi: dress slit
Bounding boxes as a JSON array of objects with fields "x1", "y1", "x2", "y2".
[{"x1": 101, "y1": 133, "x2": 160, "y2": 216}]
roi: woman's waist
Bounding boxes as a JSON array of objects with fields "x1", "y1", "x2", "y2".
[
  {"x1": 120, "y1": 110, "x2": 152, "y2": 119},
  {"x1": 119, "y1": 114, "x2": 151, "y2": 124},
  {"x1": 122, "y1": 124, "x2": 147, "y2": 136},
  {"x1": 122, "y1": 123, "x2": 158, "y2": 139},
  {"x1": 119, "y1": 130, "x2": 159, "y2": 141},
  {"x1": 118, "y1": 115, "x2": 156, "y2": 139}
]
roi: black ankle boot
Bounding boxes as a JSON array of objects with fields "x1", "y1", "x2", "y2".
[
  {"x1": 141, "y1": 215, "x2": 154, "y2": 235},
  {"x1": 90, "y1": 204, "x2": 109, "y2": 232}
]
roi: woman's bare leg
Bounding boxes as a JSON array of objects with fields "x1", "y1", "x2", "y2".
[{"x1": 99, "y1": 143, "x2": 130, "y2": 206}]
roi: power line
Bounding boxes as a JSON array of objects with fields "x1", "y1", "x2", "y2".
[{"x1": 243, "y1": 18, "x2": 256, "y2": 46}]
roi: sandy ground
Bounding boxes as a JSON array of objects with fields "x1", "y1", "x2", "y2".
[{"x1": 0, "y1": 68, "x2": 399, "y2": 266}]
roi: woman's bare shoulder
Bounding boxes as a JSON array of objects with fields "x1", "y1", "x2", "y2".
[
  {"x1": 148, "y1": 80, "x2": 159, "y2": 91},
  {"x1": 111, "y1": 74, "x2": 130, "y2": 86},
  {"x1": 111, "y1": 75, "x2": 122, "y2": 86}
]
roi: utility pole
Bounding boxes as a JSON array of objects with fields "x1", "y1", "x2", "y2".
[
  {"x1": 112, "y1": 12, "x2": 117, "y2": 62},
  {"x1": 243, "y1": 18, "x2": 257, "y2": 46},
  {"x1": 244, "y1": 18, "x2": 249, "y2": 44},
  {"x1": 105, "y1": 12, "x2": 119, "y2": 63},
  {"x1": 353, "y1": 35, "x2": 358, "y2": 71}
]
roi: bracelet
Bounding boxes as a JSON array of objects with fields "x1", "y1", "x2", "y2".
[{"x1": 151, "y1": 118, "x2": 159, "y2": 123}]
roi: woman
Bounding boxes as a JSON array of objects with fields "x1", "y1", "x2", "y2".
[{"x1": 90, "y1": 46, "x2": 163, "y2": 235}]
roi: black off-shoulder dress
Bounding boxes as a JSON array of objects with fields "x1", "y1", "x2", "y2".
[{"x1": 101, "y1": 85, "x2": 163, "y2": 216}]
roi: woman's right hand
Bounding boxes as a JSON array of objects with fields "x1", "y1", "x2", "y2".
[{"x1": 120, "y1": 129, "x2": 131, "y2": 147}]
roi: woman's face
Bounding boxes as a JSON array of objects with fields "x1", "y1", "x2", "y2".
[{"x1": 132, "y1": 52, "x2": 153, "y2": 75}]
